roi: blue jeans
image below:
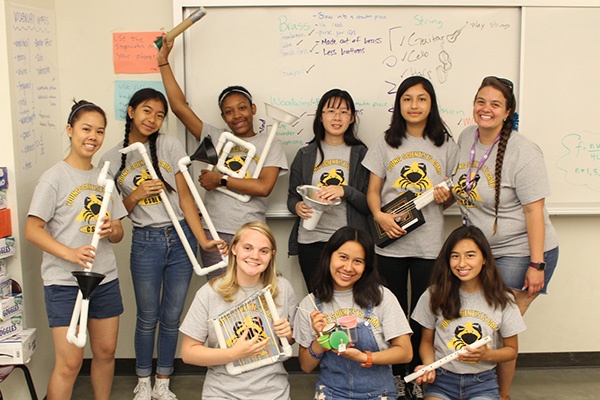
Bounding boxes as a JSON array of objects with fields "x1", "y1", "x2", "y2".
[
  {"x1": 495, "y1": 246, "x2": 559, "y2": 294},
  {"x1": 131, "y1": 220, "x2": 196, "y2": 376},
  {"x1": 425, "y1": 367, "x2": 500, "y2": 400}
]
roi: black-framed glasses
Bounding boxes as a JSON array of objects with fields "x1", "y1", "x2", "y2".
[{"x1": 484, "y1": 76, "x2": 514, "y2": 92}]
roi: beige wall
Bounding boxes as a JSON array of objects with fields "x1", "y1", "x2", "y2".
[{"x1": 2, "y1": 0, "x2": 599, "y2": 398}]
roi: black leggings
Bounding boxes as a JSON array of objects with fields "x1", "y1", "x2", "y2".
[
  {"x1": 298, "y1": 242, "x2": 328, "y2": 292},
  {"x1": 376, "y1": 255, "x2": 435, "y2": 376}
]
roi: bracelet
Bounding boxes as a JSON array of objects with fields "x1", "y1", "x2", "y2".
[
  {"x1": 360, "y1": 350, "x2": 373, "y2": 368},
  {"x1": 308, "y1": 340, "x2": 325, "y2": 359},
  {"x1": 158, "y1": 62, "x2": 169, "y2": 67}
]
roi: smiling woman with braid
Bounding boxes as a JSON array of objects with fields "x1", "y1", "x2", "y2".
[
  {"x1": 100, "y1": 88, "x2": 226, "y2": 400},
  {"x1": 452, "y1": 76, "x2": 559, "y2": 400}
]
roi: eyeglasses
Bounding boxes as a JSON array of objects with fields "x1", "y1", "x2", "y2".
[
  {"x1": 484, "y1": 76, "x2": 514, "y2": 92},
  {"x1": 322, "y1": 108, "x2": 352, "y2": 118}
]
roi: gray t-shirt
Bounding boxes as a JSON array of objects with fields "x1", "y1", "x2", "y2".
[
  {"x1": 180, "y1": 276, "x2": 298, "y2": 400},
  {"x1": 454, "y1": 126, "x2": 559, "y2": 257},
  {"x1": 100, "y1": 135, "x2": 186, "y2": 228},
  {"x1": 28, "y1": 161, "x2": 127, "y2": 286},
  {"x1": 362, "y1": 134, "x2": 459, "y2": 258},
  {"x1": 412, "y1": 288, "x2": 526, "y2": 374},
  {"x1": 201, "y1": 124, "x2": 288, "y2": 235},
  {"x1": 298, "y1": 142, "x2": 350, "y2": 244},
  {"x1": 293, "y1": 286, "x2": 412, "y2": 351}
]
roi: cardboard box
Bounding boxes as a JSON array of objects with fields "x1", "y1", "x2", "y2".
[
  {"x1": 0, "y1": 209, "x2": 11, "y2": 238},
  {"x1": 0, "y1": 294, "x2": 22, "y2": 322},
  {"x1": 0, "y1": 260, "x2": 6, "y2": 277},
  {"x1": 0, "y1": 237, "x2": 15, "y2": 260},
  {"x1": 0, "y1": 314, "x2": 22, "y2": 341},
  {"x1": 0, "y1": 328, "x2": 36, "y2": 365},
  {"x1": 0, "y1": 190, "x2": 6, "y2": 210}
]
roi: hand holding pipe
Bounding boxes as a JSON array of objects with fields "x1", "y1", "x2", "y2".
[
  {"x1": 154, "y1": 7, "x2": 207, "y2": 49},
  {"x1": 120, "y1": 142, "x2": 208, "y2": 275},
  {"x1": 66, "y1": 161, "x2": 113, "y2": 348},
  {"x1": 179, "y1": 155, "x2": 229, "y2": 275},
  {"x1": 404, "y1": 335, "x2": 492, "y2": 383}
]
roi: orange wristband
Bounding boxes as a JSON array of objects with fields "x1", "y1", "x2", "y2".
[{"x1": 360, "y1": 350, "x2": 373, "y2": 368}]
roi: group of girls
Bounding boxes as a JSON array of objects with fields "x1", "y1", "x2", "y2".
[{"x1": 25, "y1": 32, "x2": 558, "y2": 400}]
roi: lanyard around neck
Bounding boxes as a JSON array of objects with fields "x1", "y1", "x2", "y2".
[{"x1": 465, "y1": 129, "x2": 501, "y2": 196}]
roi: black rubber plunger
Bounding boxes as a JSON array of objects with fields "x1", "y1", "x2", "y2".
[{"x1": 72, "y1": 271, "x2": 105, "y2": 299}]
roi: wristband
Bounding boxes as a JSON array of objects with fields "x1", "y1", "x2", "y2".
[
  {"x1": 308, "y1": 340, "x2": 325, "y2": 359},
  {"x1": 360, "y1": 350, "x2": 373, "y2": 368},
  {"x1": 158, "y1": 62, "x2": 169, "y2": 67}
]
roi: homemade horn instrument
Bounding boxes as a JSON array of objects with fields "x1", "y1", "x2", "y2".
[
  {"x1": 208, "y1": 103, "x2": 299, "y2": 202},
  {"x1": 178, "y1": 137, "x2": 228, "y2": 274},
  {"x1": 154, "y1": 7, "x2": 207, "y2": 49},
  {"x1": 66, "y1": 161, "x2": 112, "y2": 348},
  {"x1": 120, "y1": 142, "x2": 213, "y2": 276}
]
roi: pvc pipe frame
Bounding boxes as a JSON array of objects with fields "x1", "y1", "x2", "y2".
[
  {"x1": 120, "y1": 142, "x2": 224, "y2": 276},
  {"x1": 66, "y1": 161, "x2": 114, "y2": 348}
]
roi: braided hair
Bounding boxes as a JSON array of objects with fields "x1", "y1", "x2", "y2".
[
  {"x1": 475, "y1": 77, "x2": 516, "y2": 234},
  {"x1": 115, "y1": 88, "x2": 174, "y2": 193}
]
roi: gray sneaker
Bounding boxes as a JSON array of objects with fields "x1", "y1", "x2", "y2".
[
  {"x1": 394, "y1": 375, "x2": 406, "y2": 397},
  {"x1": 409, "y1": 381, "x2": 424, "y2": 399}
]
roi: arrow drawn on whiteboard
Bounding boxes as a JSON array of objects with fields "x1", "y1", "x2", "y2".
[{"x1": 306, "y1": 65, "x2": 315, "y2": 74}]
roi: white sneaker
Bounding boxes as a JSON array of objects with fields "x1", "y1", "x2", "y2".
[
  {"x1": 133, "y1": 377, "x2": 152, "y2": 400},
  {"x1": 152, "y1": 377, "x2": 177, "y2": 400}
]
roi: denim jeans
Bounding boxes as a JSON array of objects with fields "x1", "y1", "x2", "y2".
[
  {"x1": 130, "y1": 220, "x2": 196, "y2": 376},
  {"x1": 425, "y1": 367, "x2": 500, "y2": 400},
  {"x1": 495, "y1": 246, "x2": 559, "y2": 294}
]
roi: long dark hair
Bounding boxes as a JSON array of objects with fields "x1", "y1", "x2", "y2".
[
  {"x1": 385, "y1": 76, "x2": 450, "y2": 148},
  {"x1": 114, "y1": 88, "x2": 173, "y2": 192},
  {"x1": 429, "y1": 225, "x2": 514, "y2": 320},
  {"x1": 474, "y1": 77, "x2": 517, "y2": 234},
  {"x1": 312, "y1": 226, "x2": 383, "y2": 309},
  {"x1": 311, "y1": 88, "x2": 364, "y2": 167}
]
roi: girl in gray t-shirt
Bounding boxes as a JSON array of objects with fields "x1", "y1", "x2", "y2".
[
  {"x1": 180, "y1": 221, "x2": 297, "y2": 400},
  {"x1": 26, "y1": 101, "x2": 127, "y2": 399},
  {"x1": 412, "y1": 225, "x2": 526, "y2": 400}
]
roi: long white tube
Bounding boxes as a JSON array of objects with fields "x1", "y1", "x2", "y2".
[
  {"x1": 120, "y1": 142, "x2": 207, "y2": 275},
  {"x1": 66, "y1": 161, "x2": 114, "y2": 348},
  {"x1": 404, "y1": 335, "x2": 492, "y2": 383},
  {"x1": 178, "y1": 156, "x2": 228, "y2": 275}
]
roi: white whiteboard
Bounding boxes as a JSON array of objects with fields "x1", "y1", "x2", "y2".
[
  {"x1": 180, "y1": 6, "x2": 521, "y2": 216},
  {"x1": 520, "y1": 7, "x2": 600, "y2": 214}
]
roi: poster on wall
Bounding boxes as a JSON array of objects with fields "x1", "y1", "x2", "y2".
[{"x1": 8, "y1": 4, "x2": 61, "y2": 183}]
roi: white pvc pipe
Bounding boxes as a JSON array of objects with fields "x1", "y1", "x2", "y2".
[
  {"x1": 178, "y1": 156, "x2": 228, "y2": 275},
  {"x1": 66, "y1": 161, "x2": 114, "y2": 348},
  {"x1": 120, "y1": 142, "x2": 207, "y2": 276}
]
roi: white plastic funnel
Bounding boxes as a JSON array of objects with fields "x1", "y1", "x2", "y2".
[{"x1": 296, "y1": 185, "x2": 341, "y2": 230}]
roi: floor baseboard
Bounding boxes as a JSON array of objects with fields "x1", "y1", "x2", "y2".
[{"x1": 79, "y1": 352, "x2": 600, "y2": 376}]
